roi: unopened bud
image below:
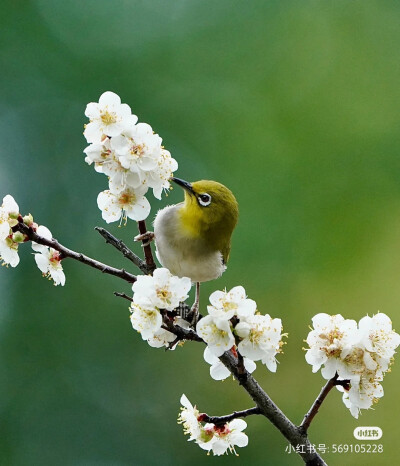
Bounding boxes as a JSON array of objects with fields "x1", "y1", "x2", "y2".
[
  {"x1": 23, "y1": 214, "x2": 34, "y2": 226},
  {"x1": 12, "y1": 231, "x2": 25, "y2": 243},
  {"x1": 8, "y1": 212, "x2": 19, "y2": 220}
]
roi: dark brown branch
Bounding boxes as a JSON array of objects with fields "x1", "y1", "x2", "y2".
[
  {"x1": 198, "y1": 406, "x2": 261, "y2": 425},
  {"x1": 137, "y1": 220, "x2": 156, "y2": 273},
  {"x1": 161, "y1": 320, "x2": 204, "y2": 344},
  {"x1": 15, "y1": 221, "x2": 137, "y2": 283},
  {"x1": 95, "y1": 227, "x2": 150, "y2": 274},
  {"x1": 159, "y1": 315, "x2": 326, "y2": 464},
  {"x1": 299, "y1": 373, "x2": 350, "y2": 434},
  {"x1": 219, "y1": 351, "x2": 327, "y2": 465},
  {"x1": 114, "y1": 292, "x2": 133, "y2": 302}
]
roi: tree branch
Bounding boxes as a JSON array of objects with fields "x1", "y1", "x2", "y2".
[
  {"x1": 15, "y1": 221, "x2": 137, "y2": 283},
  {"x1": 114, "y1": 292, "x2": 133, "y2": 302},
  {"x1": 219, "y1": 351, "x2": 327, "y2": 465},
  {"x1": 299, "y1": 373, "x2": 350, "y2": 434},
  {"x1": 198, "y1": 406, "x2": 261, "y2": 425},
  {"x1": 161, "y1": 314, "x2": 326, "y2": 464},
  {"x1": 137, "y1": 220, "x2": 156, "y2": 273},
  {"x1": 95, "y1": 227, "x2": 150, "y2": 274}
]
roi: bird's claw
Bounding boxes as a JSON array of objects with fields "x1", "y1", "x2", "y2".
[
  {"x1": 134, "y1": 231, "x2": 155, "y2": 247},
  {"x1": 187, "y1": 302, "x2": 199, "y2": 326}
]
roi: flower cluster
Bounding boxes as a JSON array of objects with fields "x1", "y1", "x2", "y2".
[
  {"x1": 130, "y1": 268, "x2": 191, "y2": 348},
  {"x1": 196, "y1": 286, "x2": 284, "y2": 376},
  {"x1": 178, "y1": 395, "x2": 248, "y2": 456},
  {"x1": 305, "y1": 312, "x2": 400, "y2": 418},
  {"x1": 83, "y1": 91, "x2": 178, "y2": 224},
  {"x1": 0, "y1": 195, "x2": 21, "y2": 267},
  {"x1": 0, "y1": 195, "x2": 66, "y2": 286}
]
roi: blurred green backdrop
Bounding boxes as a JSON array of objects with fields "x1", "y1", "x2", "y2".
[{"x1": 1, "y1": 1, "x2": 400, "y2": 465}]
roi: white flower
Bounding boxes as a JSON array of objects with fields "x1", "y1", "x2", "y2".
[
  {"x1": 0, "y1": 195, "x2": 19, "y2": 239},
  {"x1": 34, "y1": 249, "x2": 65, "y2": 286},
  {"x1": 305, "y1": 313, "x2": 359, "y2": 379},
  {"x1": 338, "y1": 376, "x2": 384, "y2": 419},
  {"x1": 130, "y1": 304, "x2": 162, "y2": 340},
  {"x1": 111, "y1": 123, "x2": 162, "y2": 173},
  {"x1": 235, "y1": 314, "x2": 283, "y2": 370},
  {"x1": 83, "y1": 138, "x2": 117, "y2": 174},
  {"x1": 32, "y1": 226, "x2": 65, "y2": 286},
  {"x1": 199, "y1": 420, "x2": 249, "y2": 456},
  {"x1": 207, "y1": 286, "x2": 256, "y2": 324},
  {"x1": 97, "y1": 186, "x2": 151, "y2": 223},
  {"x1": 196, "y1": 315, "x2": 235, "y2": 357},
  {"x1": 146, "y1": 149, "x2": 178, "y2": 200},
  {"x1": 31, "y1": 225, "x2": 52, "y2": 253},
  {"x1": 178, "y1": 396, "x2": 249, "y2": 456},
  {"x1": 358, "y1": 313, "x2": 400, "y2": 372},
  {"x1": 132, "y1": 268, "x2": 191, "y2": 311},
  {"x1": 0, "y1": 236, "x2": 20, "y2": 267},
  {"x1": 203, "y1": 346, "x2": 256, "y2": 381},
  {"x1": 147, "y1": 328, "x2": 176, "y2": 349},
  {"x1": 178, "y1": 394, "x2": 202, "y2": 442},
  {"x1": 84, "y1": 91, "x2": 136, "y2": 143}
]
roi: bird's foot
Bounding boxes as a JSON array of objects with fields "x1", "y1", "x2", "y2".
[
  {"x1": 134, "y1": 231, "x2": 155, "y2": 247},
  {"x1": 186, "y1": 302, "x2": 199, "y2": 326}
]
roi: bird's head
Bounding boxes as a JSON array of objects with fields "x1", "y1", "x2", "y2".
[{"x1": 171, "y1": 177, "x2": 239, "y2": 259}]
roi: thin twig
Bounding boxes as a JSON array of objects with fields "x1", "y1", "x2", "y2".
[
  {"x1": 137, "y1": 220, "x2": 156, "y2": 273},
  {"x1": 198, "y1": 406, "x2": 261, "y2": 425},
  {"x1": 299, "y1": 373, "x2": 350, "y2": 434},
  {"x1": 15, "y1": 221, "x2": 137, "y2": 283},
  {"x1": 114, "y1": 292, "x2": 133, "y2": 302},
  {"x1": 95, "y1": 227, "x2": 150, "y2": 274}
]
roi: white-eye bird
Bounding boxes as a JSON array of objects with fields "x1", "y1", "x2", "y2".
[{"x1": 153, "y1": 177, "x2": 239, "y2": 317}]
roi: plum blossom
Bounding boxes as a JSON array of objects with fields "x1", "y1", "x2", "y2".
[
  {"x1": 304, "y1": 313, "x2": 358, "y2": 379},
  {"x1": 207, "y1": 286, "x2": 256, "y2": 324},
  {"x1": 196, "y1": 315, "x2": 235, "y2": 357},
  {"x1": 97, "y1": 186, "x2": 151, "y2": 223},
  {"x1": 132, "y1": 268, "x2": 191, "y2": 311},
  {"x1": 0, "y1": 236, "x2": 20, "y2": 267},
  {"x1": 200, "y1": 419, "x2": 249, "y2": 456},
  {"x1": 235, "y1": 314, "x2": 283, "y2": 372},
  {"x1": 178, "y1": 395, "x2": 249, "y2": 456},
  {"x1": 130, "y1": 304, "x2": 163, "y2": 340},
  {"x1": 32, "y1": 226, "x2": 65, "y2": 286},
  {"x1": 84, "y1": 91, "x2": 136, "y2": 143},
  {"x1": 111, "y1": 123, "x2": 162, "y2": 174},
  {"x1": 144, "y1": 149, "x2": 178, "y2": 200}
]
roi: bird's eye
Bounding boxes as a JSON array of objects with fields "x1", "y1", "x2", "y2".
[{"x1": 198, "y1": 193, "x2": 212, "y2": 207}]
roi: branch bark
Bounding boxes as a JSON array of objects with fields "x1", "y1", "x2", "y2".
[
  {"x1": 15, "y1": 221, "x2": 137, "y2": 283},
  {"x1": 198, "y1": 406, "x2": 261, "y2": 425},
  {"x1": 300, "y1": 373, "x2": 350, "y2": 434},
  {"x1": 137, "y1": 220, "x2": 156, "y2": 273},
  {"x1": 95, "y1": 227, "x2": 150, "y2": 274}
]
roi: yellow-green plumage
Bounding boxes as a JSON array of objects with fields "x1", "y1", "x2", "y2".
[{"x1": 153, "y1": 179, "x2": 238, "y2": 282}]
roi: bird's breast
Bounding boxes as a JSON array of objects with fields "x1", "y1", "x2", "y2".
[{"x1": 153, "y1": 204, "x2": 226, "y2": 282}]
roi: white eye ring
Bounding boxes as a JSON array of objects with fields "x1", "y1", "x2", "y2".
[{"x1": 198, "y1": 193, "x2": 212, "y2": 207}]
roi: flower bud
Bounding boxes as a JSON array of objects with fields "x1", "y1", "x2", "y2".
[
  {"x1": 12, "y1": 231, "x2": 25, "y2": 243},
  {"x1": 23, "y1": 214, "x2": 34, "y2": 226},
  {"x1": 8, "y1": 212, "x2": 19, "y2": 220}
]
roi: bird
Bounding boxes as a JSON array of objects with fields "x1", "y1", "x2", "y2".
[{"x1": 152, "y1": 177, "x2": 239, "y2": 320}]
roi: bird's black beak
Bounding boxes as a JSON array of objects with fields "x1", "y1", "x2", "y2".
[{"x1": 171, "y1": 177, "x2": 194, "y2": 195}]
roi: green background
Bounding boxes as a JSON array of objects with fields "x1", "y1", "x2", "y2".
[{"x1": 1, "y1": 1, "x2": 400, "y2": 464}]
